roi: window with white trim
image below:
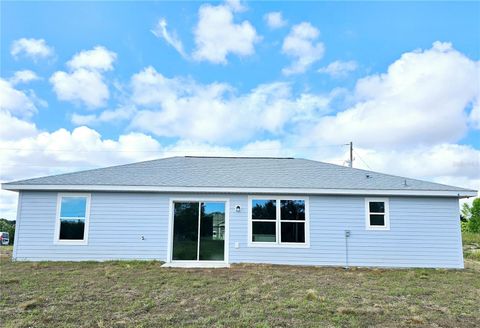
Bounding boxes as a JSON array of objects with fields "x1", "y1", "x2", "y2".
[
  {"x1": 365, "y1": 198, "x2": 389, "y2": 230},
  {"x1": 249, "y1": 197, "x2": 309, "y2": 246},
  {"x1": 55, "y1": 194, "x2": 91, "y2": 244}
]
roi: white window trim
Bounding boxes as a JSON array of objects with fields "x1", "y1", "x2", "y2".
[
  {"x1": 248, "y1": 196, "x2": 310, "y2": 248},
  {"x1": 54, "y1": 193, "x2": 91, "y2": 245},
  {"x1": 365, "y1": 197, "x2": 390, "y2": 231}
]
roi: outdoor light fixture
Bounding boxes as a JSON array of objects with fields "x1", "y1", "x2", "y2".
[{"x1": 235, "y1": 205, "x2": 241, "y2": 212}]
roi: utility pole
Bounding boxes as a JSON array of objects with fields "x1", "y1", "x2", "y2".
[{"x1": 349, "y1": 141, "x2": 353, "y2": 168}]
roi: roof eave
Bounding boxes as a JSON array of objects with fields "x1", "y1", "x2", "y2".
[{"x1": 2, "y1": 183, "x2": 477, "y2": 198}]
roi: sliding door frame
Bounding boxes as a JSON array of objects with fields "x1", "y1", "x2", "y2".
[{"x1": 167, "y1": 197, "x2": 230, "y2": 265}]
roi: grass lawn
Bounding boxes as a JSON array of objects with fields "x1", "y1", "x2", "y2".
[{"x1": 1, "y1": 235, "x2": 480, "y2": 328}]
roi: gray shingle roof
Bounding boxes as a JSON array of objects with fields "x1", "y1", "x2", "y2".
[{"x1": 2, "y1": 156, "x2": 475, "y2": 194}]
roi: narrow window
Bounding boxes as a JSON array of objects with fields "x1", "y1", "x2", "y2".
[
  {"x1": 56, "y1": 194, "x2": 90, "y2": 243},
  {"x1": 280, "y1": 200, "x2": 306, "y2": 243},
  {"x1": 251, "y1": 199, "x2": 276, "y2": 242},
  {"x1": 365, "y1": 198, "x2": 389, "y2": 230}
]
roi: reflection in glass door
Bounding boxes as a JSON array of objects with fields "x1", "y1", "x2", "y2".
[
  {"x1": 172, "y1": 201, "x2": 225, "y2": 261},
  {"x1": 172, "y1": 202, "x2": 199, "y2": 261}
]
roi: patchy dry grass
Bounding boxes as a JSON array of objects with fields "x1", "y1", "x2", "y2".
[
  {"x1": 463, "y1": 232, "x2": 480, "y2": 262},
  {"x1": 1, "y1": 243, "x2": 479, "y2": 327}
]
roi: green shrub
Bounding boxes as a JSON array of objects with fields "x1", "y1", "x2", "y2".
[{"x1": 462, "y1": 198, "x2": 480, "y2": 233}]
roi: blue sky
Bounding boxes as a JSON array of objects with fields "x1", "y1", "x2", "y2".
[{"x1": 0, "y1": 0, "x2": 479, "y2": 219}]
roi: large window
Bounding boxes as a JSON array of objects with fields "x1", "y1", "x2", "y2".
[
  {"x1": 365, "y1": 198, "x2": 389, "y2": 230},
  {"x1": 55, "y1": 193, "x2": 90, "y2": 244},
  {"x1": 249, "y1": 197, "x2": 309, "y2": 247}
]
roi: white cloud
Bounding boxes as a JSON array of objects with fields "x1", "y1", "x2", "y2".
[
  {"x1": 71, "y1": 106, "x2": 135, "y2": 125},
  {"x1": 0, "y1": 78, "x2": 37, "y2": 117},
  {"x1": 152, "y1": 18, "x2": 188, "y2": 59},
  {"x1": 50, "y1": 46, "x2": 116, "y2": 109},
  {"x1": 129, "y1": 66, "x2": 333, "y2": 143},
  {"x1": 308, "y1": 42, "x2": 480, "y2": 148},
  {"x1": 67, "y1": 46, "x2": 117, "y2": 71},
  {"x1": 350, "y1": 144, "x2": 480, "y2": 182},
  {"x1": 10, "y1": 38, "x2": 54, "y2": 60},
  {"x1": 282, "y1": 22, "x2": 325, "y2": 75},
  {"x1": 9, "y1": 70, "x2": 40, "y2": 85},
  {"x1": 264, "y1": 11, "x2": 287, "y2": 29},
  {"x1": 318, "y1": 60, "x2": 357, "y2": 78},
  {"x1": 193, "y1": 1, "x2": 260, "y2": 64},
  {"x1": 224, "y1": 0, "x2": 247, "y2": 12},
  {"x1": 50, "y1": 68, "x2": 109, "y2": 109},
  {"x1": 0, "y1": 110, "x2": 37, "y2": 140}
]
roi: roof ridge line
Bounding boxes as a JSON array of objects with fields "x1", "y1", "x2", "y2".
[{"x1": 184, "y1": 156, "x2": 295, "y2": 159}]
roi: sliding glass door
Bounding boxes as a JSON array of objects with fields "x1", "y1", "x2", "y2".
[{"x1": 172, "y1": 201, "x2": 225, "y2": 261}]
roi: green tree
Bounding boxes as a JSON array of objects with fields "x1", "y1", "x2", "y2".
[{"x1": 466, "y1": 198, "x2": 480, "y2": 233}]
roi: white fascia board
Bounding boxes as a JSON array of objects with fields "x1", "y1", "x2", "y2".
[{"x1": 1, "y1": 183, "x2": 477, "y2": 198}]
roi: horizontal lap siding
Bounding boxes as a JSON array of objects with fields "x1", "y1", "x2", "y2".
[
  {"x1": 14, "y1": 192, "x2": 463, "y2": 268},
  {"x1": 14, "y1": 192, "x2": 170, "y2": 261},
  {"x1": 229, "y1": 196, "x2": 463, "y2": 268}
]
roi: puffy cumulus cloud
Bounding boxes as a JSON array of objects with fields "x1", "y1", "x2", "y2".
[
  {"x1": 9, "y1": 70, "x2": 40, "y2": 85},
  {"x1": 308, "y1": 42, "x2": 480, "y2": 149},
  {"x1": 193, "y1": 0, "x2": 260, "y2": 64},
  {"x1": 264, "y1": 11, "x2": 287, "y2": 29},
  {"x1": 0, "y1": 78, "x2": 38, "y2": 117},
  {"x1": 128, "y1": 66, "x2": 333, "y2": 143},
  {"x1": 67, "y1": 46, "x2": 117, "y2": 71},
  {"x1": 317, "y1": 60, "x2": 358, "y2": 78},
  {"x1": 282, "y1": 22, "x2": 325, "y2": 75},
  {"x1": 152, "y1": 18, "x2": 188, "y2": 59},
  {"x1": 50, "y1": 69, "x2": 109, "y2": 109},
  {"x1": 10, "y1": 38, "x2": 54, "y2": 60},
  {"x1": 0, "y1": 126, "x2": 162, "y2": 182},
  {"x1": 50, "y1": 46, "x2": 117, "y2": 109}
]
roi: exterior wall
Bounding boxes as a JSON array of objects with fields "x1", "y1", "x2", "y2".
[
  {"x1": 13, "y1": 191, "x2": 463, "y2": 268},
  {"x1": 230, "y1": 195, "x2": 463, "y2": 268},
  {"x1": 14, "y1": 191, "x2": 169, "y2": 261}
]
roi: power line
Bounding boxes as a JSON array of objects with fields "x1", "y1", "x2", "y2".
[{"x1": 353, "y1": 149, "x2": 373, "y2": 170}]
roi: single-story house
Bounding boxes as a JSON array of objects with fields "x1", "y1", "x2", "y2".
[{"x1": 2, "y1": 156, "x2": 477, "y2": 268}]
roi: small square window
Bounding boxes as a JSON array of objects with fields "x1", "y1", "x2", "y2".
[{"x1": 365, "y1": 198, "x2": 389, "y2": 230}]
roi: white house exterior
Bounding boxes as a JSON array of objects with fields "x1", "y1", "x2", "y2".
[{"x1": 2, "y1": 156, "x2": 477, "y2": 268}]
